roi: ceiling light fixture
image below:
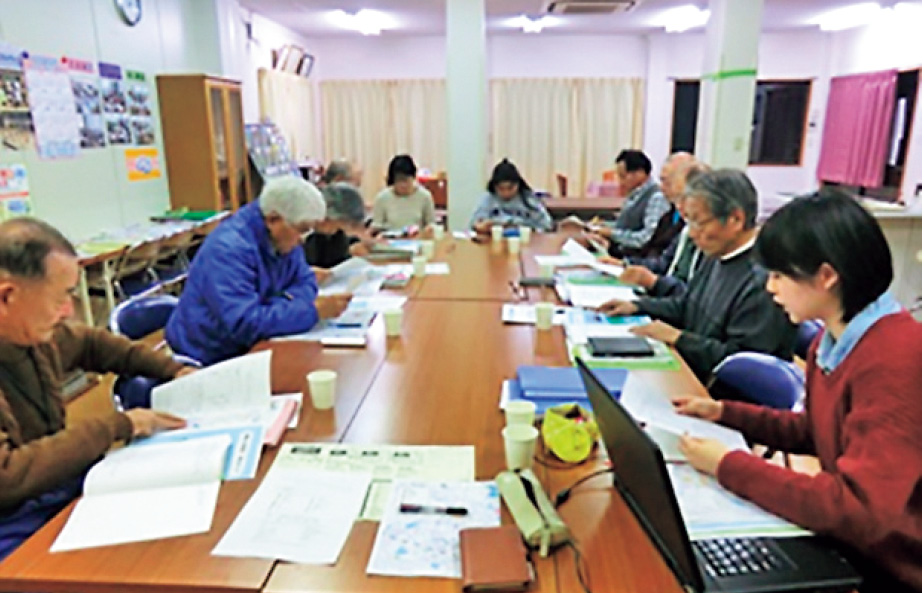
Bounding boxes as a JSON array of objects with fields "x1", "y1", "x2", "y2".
[
  {"x1": 507, "y1": 15, "x2": 560, "y2": 33},
  {"x1": 810, "y1": 2, "x2": 882, "y2": 31},
  {"x1": 654, "y1": 5, "x2": 710, "y2": 33},
  {"x1": 329, "y1": 9, "x2": 393, "y2": 36}
]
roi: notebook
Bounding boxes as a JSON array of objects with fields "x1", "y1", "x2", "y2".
[
  {"x1": 460, "y1": 525, "x2": 532, "y2": 592},
  {"x1": 587, "y1": 336, "x2": 655, "y2": 358}
]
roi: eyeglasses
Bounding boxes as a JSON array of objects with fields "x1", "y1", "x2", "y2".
[{"x1": 686, "y1": 216, "x2": 716, "y2": 231}]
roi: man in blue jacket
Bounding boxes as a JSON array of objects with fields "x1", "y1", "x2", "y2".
[{"x1": 166, "y1": 177, "x2": 350, "y2": 364}]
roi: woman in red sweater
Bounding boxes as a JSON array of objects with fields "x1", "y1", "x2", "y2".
[{"x1": 675, "y1": 189, "x2": 921, "y2": 592}]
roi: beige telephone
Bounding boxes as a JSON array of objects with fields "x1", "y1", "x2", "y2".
[{"x1": 496, "y1": 468, "x2": 572, "y2": 557}]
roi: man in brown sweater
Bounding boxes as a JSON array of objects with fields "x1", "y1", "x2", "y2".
[{"x1": 0, "y1": 218, "x2": 189, "y2": 559}]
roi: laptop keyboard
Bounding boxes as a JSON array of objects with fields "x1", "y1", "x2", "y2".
[{"x1": 694, "y1": 538, "x2": 792, "y2": 578}]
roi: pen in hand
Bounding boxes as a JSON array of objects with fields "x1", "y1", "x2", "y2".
[{"x1": 399, "y1": 503, "x2": 469, "y2": 516}]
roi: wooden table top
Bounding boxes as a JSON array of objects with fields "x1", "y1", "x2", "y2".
[{"x1": 1, "y1": 233, "x2": 706, "y2": 593}]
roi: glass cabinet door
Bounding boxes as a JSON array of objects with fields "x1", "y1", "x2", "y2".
[
  {"x1": 226, "y1": 88, "x2": 251, "y2": 207},
  {"x1": 208, "y1": 85, "x2": 231, "y2": 210}
]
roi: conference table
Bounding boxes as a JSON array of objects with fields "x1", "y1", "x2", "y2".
[{"x1": 0, "y1": 233, "x2": 708, "y2": 593}]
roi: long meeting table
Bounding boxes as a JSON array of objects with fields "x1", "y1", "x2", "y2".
[{"x1": 0, "y1": 232, "x2": 706, "y2": 593}]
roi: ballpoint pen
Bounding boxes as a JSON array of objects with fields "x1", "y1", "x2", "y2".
[{"x1": 399, "y1": 503, "x2": 469, "y2": 516}]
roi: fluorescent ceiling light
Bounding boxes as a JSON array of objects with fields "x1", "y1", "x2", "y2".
[
  {"x1": 506, "y1": 15, "x2": 560, "y2": 33},
  {"x1": 810, "y1": 2, "x2": 882, "y2": 31},
  {"x1": 653, "y1": 5, "x2": 710, "y2": 33},
  {"x1": 329, "y1": 9, "x2": 394, "y2": 35}
]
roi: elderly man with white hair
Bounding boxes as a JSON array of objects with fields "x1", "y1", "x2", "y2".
[{"x1": 167, "y1": 177, "x2": 350, "y2": 364}]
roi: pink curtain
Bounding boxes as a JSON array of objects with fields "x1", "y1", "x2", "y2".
[{"x1": 816, "y1": 69, "x2": 898, "y2": 188}]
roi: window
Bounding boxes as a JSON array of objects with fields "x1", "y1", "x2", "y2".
[{"x1": 669, "y1": 80, "x2": 812, "y2": 166}]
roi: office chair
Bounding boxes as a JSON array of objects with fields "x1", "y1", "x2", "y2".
[
  {"x1": 794, "y1": 320, "x2": 824, "y2": 361},
  {"x1": 709, "y1": 352, "x2": 806, "y2": 467}
]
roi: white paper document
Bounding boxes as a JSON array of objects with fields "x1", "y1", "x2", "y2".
[
  {"x1": 151, "y1": 350, "x2": 272, "y2": 420},
  {"x1": 273, "y1": 443, "x2": 476, "y2": 521},
  {"x1": 533, "y1": 254, "x2": 586, "y2": 268},
  {"x1": 561, "y1": 238, "x2": 598, "y2": 263},
  {"x1": 501, "y1": 303, "x2": 571, "y2": 326},
  {"x1": 668, "y1": 464, "x2": 810, "y2": 540},
  {"x1": 367, "y1": 480, "x2": 501, "y2": 578},
  {"x1": 564, "y1": 284, "x2": 637, "y2": 308},
  {"x1": 213, "y1": 469, "x2": 372, "y2": 564},
  {"x1": 387, "y1": 262, "x2": 450, "y2": 276},
  {"x1": 51, "y1": 435, "x2": 230, "y2": 552},
  {"x1": 319, "y1": 258, "x2": 386, "y2": 297}
]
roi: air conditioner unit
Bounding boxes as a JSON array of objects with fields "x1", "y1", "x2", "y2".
[{"x1": 546, "y1": 0, "x2": 639, "y2": 15}]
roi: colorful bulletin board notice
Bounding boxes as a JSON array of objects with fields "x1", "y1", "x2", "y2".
[
  {"x1": 0, "y1": 164, "x2": 32, "y2": 220},
  {"x1": 23, "y1": 53, "x2": 81, "y2": 159},
  {"x1": 125, "y1": 70, "x2": 155, "y2": 146},
  {"x1": 65, "y1": 57, "x2": 105, "y2": 149},
  {"x1": 0, "y1": 44, "x2": 34, "y2": 151},
  {"x1": 125, "y1": 147, "x2": 161, "y2": 181},
  {"x1": 99, "y1": 62, "x2": 130, "y2": 146}
]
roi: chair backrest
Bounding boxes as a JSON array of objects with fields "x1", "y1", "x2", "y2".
[
  {"x1": 555, "y1": 173, "x2": 567, "y2": 197},
  {"x1": 710, "y1": 352, "x2": 804, "y2": 410},
  {"x1": 109, "y1": 294, "x2": 179, "y2": 340},
  {"x1": 111, "y1": 238, "x2": 162, "y2": 281},
  {"x1": 157, "y1": 228, "x2": 195, "y2": 261},
  {"x1": 112, "y1": 374, "x2": 164, "y2": 410},
  {"x1": 794, "y1": 320, "x2": 824, "y2": 360}
]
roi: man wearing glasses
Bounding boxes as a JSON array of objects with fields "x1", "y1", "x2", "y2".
[{"x1": 167, "y1": 177, "x2": 350, "y2": 364}]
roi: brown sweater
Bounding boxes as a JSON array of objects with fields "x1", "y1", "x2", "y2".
[{"x1": 0, "y1": 322, "x2": 182, "y2": 512}]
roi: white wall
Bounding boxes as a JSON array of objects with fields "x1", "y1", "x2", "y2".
[
  {"x1": 0, "y1": 0, "x2": 222, "y2": 240},
  {"x1": 488, "y1": 34, "x2": 646, "y2": 79}
]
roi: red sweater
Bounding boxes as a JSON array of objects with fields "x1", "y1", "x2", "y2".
[{"x1": 716, "y1": 312, "x2": 922, "y2": 591}]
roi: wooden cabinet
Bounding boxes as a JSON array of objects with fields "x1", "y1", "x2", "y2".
[{"x1": 156, "y1": 75, "x2": 252, "y2": 211}]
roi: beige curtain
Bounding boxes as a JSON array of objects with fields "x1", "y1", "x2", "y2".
[
  {"x1": 490, "y1": 77, "x2": 644, "y2": 197},
  {"x1": 257, "y1": 68, "x2": 320, "y2": 162},
  {"x1": 320, "y1": 79, "x2": 446, "y2": 202}
]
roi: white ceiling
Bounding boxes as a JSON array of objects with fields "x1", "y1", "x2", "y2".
[{"x1": 237, "y1": 0, "x2": 874, "y2": 37}]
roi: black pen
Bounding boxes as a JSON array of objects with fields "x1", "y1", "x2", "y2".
[{"x1": 399, "y1": 503, "x2": 468, "y2": 516}]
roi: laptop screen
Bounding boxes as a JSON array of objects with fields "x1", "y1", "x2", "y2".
[{"x1": 576, "y1": 358, "x2": 704, "y2": 592}]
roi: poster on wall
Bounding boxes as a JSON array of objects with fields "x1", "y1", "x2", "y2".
[
  {"x1": 0, "y1": 43, "x2": 34, "y2": 151},
  {"x1": 65, "y1": 57, "x2": 106, "y2": 149},
  {"x1": 22, "y1": 53, "x2": 81, "y2": 159},
  {"x1": 125, "y1": 70, "x2": 155, "y2": 146},
  {"x1": 125, "y1": 147, "x2": 161, "y2": 181},
  {"x1": 0, "y1": 164, "x2": 32, "y2": 220},
  {"x1": 99, "y1": 62, "x2": 130, "y2": 146}
]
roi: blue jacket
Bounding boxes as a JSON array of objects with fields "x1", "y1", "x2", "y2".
[{"x1": 166, "y1": 201, "x2": 319, "y2": 364}]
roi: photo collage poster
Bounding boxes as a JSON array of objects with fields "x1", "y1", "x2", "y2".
[
  {"x1": 99, "y1": 61, "x2": 130, "y2": 146},
  {"x1": 125, "y1": 70, "x2": 155, "y2": 146},
  {"x1": 0, "y1": 164, "x2": 32, "y2": 220},
  {"x1": 0, "y1": 43, "x2": 34, "y2": 151},
  {"x1": 66, "y1": 57, "x2": 105, "y2": 149},
  {"x1": 22, "y1": 53, "x2": 81, "y2": 159}
]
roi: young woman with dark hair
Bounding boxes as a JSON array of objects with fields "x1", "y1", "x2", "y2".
[
  {"x1": 674, "y1": 189, "x2": 921, "y2": 592},
  {"x1": 371, "y1": 154, "x2": 435, "y2": 234},
  {"x1": 469, "y1": 159, "x2": 552, "y2": 233}
]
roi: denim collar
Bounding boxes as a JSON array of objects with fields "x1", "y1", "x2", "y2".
[{"x1": 816, "y1": 292, "x2": 902, "y2": 373}]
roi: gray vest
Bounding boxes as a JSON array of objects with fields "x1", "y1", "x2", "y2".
[{"x1": 615, "y1": 181, "x2": 659, "y2": 231}]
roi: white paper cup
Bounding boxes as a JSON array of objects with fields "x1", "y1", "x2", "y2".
[
  {"x1": 383, "y1": 308, "x2": 403, "y2": 337},
  {"x1": 507, "y1": 236, "x2": 521, "y2": 254},
  {"x1": 491, "y1": 225, "x2": 503, "y2": 242},
  {"x1": 432, "y1": 224, "x2": 445, "y2": 240},
  {"x1": 307, "y1": 370, "x2": 337, "y2": 410},
  {"x1": 519, "y1": 226, "x2": 532, "y2": 242},
  {"x1": 539, "y1": 262, "x2": 555, "y2": 278},
  {"x1": 505, "y1": 400, "x2": 536, "y2": 426},
  {"x1": 420, "y1": 240, "x2": 435, "y2": 259},
  {"x1": 535, "y1": 302, "x2": 554, "y2": 330},
  {"x1": 502, "y1": 425, "x2": 539, "y2": 471},
  {"x1": 412, "y1": 255, "x2": 427, "y2": 277}
]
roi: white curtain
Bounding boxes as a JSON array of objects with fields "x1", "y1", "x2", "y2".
[
  {"x1": 320, "y1": 79, "x2": 447, "y2": 202},
  {"x1": 490, "y1": 77, "x2": 644, "y2": 197},
  {"x1": 256, "y1": 68, "x2": 320, "y2": 162}
]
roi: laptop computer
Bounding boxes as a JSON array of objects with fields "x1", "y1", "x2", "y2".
[{"x1": 575, "y1": 358, "x2": 861, "y2": 593}]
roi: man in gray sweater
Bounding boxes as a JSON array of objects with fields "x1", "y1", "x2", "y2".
[{"x1": 599, "y1": 169, "x2": 796, "y2": 383}]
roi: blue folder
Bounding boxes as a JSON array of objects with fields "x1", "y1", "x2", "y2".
[{"x1": 516, "y1": 366, "x2": 628, "y2": 400}]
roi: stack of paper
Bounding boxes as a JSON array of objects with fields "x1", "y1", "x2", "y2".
[
  {"x1": 367, "y1": 480, "x2": 501, "y2": 579},
  {"x1": 318, "y1": 257, "x2": 385, "y2": 297},
  {"x1": 51, "y1": 435, "x2": 230, "y2": 552}
]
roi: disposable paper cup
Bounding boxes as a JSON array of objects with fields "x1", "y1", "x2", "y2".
[
  {"x1": 502, "y1": 425, "x2": 539, "y2": 471},
  {"x1": 491, "y1": 225, "x2": 503, "y2": 242},
  {"x1": 420, "y1": 240, "x2": 435, "y2": 259},
  {"x1": 383, "y1": 308, "x2": 403, "y2": 337},
  {"x1": 307, "y1": 370, "x2": 337, "y2": 410},
  {"x1": 507, "y1": 236, "x2": 521, "y2": 254},
  {"x1": 535, "y1": 302, "x2": 554, "y2": 330},
  {"x1": 505, "y1": 400, "x2": 536, "y2": 426},
  {"x1": 432, "y1": 224, "x2": 445, "y2": 240},
  {"x1": 412, "y1": 255, "x2": 427, "y2": 277},
  {"x1": 519, "y1": 226, "x2": 532, "y2": 242},
  {"x1": 539, "y1": 262, "x2": 555, "y2": 278}
]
